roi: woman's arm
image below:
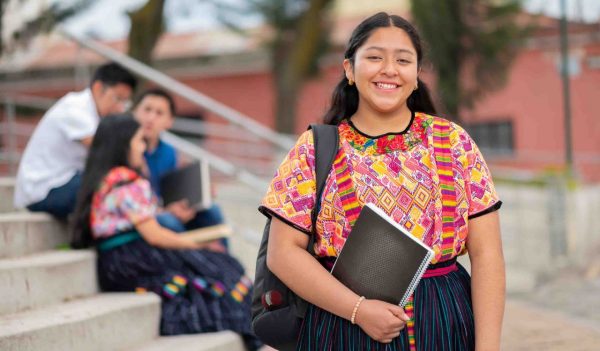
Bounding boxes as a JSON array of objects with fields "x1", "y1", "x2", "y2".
[
  {"x1": 135, "y1": 218, "x2": 204, "y2": 250},
  {"x1": 466, "y1": 211, "x2": 505, "y2": 351},
  {"x1": 267, "y1": 218, "x2": 409, "y2": 343}
]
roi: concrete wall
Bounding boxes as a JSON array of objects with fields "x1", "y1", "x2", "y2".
[{"x1": 497, "y1": 183, "x2": 600, "y2": 276}]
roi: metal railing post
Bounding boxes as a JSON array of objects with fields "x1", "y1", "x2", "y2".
[{"x1": 4, "y1": 98, "x2": 17, "y2": 175}]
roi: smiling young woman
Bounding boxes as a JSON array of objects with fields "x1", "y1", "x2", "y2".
[
  {"x1": 259, "y1": 12, "x2": 505, "y2": 351},
  {"x1": 343, "y1": 26, "x2": 419, "y2": 135}
]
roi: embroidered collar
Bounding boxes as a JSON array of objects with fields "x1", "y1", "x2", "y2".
[
  {"x1": 96, "y1": 167, "x2": 141, "y2": 198},
  {"x1": 339, "y1": 112, "x2": 432, "y2": 155}
]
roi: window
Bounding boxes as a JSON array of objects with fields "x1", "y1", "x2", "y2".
[
  {"x1": 587, "y1": 55, "x2": 600, "y2": 70},
  {"x1": 464, "y1": 120, "x2": 514, "y2": 156}
]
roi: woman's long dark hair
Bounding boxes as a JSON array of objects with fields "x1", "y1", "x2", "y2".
[
  {"x1": 71, "y1": 114, "x2": 141, "y2": 248},
  {"x1": 323, "y1": 12, "x2": 437, "y2": 125}
]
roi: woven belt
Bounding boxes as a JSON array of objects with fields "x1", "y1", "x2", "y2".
[
  {"x1": 422, "y1": 258, "x2": 458, "y2": 278},
  {"x1": 97, "y1": 231, "x2": 141, "y2": 252}
]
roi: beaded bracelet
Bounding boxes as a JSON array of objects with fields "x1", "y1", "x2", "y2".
[{"x1": 350, "y1": 296, "x2": 366, "y2": 324}]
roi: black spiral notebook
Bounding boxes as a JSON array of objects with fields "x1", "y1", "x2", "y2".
[
  {"x1": 159, "y1": 160, "x2": 211, "y2": 210},
  {"x1": 330, "y1": 203, "x2": 435, "y2": 306}
]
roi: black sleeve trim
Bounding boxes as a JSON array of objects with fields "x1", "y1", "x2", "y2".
[
  {"x1": 468, "y1": 201, "x2": 502, "y2": 220},
  {"x1": 258, "y1": 205, "x2": 312, "y2": 236}
]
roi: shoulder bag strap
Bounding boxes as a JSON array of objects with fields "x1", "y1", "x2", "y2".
[{"x1": 307, "y1": 124, "x2": 339, "y2": 255}]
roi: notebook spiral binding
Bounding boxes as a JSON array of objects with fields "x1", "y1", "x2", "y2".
[{"x1": 399, "y1": 251, "x2": 434, "y2": 307}]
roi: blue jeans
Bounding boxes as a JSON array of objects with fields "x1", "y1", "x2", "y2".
[
  {"x1": 156, "y1": 212, "x2": 186, "y2": 233},
  {"x1": 186, "y1": 204, "x2": 225, "y2": 228},
  {"x1": 27, "y1": 172, "x2": 81, "y2": 220}
]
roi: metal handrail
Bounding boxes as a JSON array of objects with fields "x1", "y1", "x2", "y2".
[
  {"x1": 161, "y1": 131, "x2": 268, "y2": 190},
  {"x1": 0, "y1": 27, "x2": 289, "y2": 190},
  {"x1": 60, "y1": 28, "x2": 295, "y2": 151},
  {"x1": 0, "y1": 96, "x2": 271, "y2": 190},
  {"x1": 0, "y1": 94, "x2": 55, "y2": 110},
  {"x1": 170, "y1": 119, "x2": 262, "y2": 142}
]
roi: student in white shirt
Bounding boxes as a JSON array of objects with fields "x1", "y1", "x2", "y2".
[{"x1": 14, "y1": 62, "x2": 137, "y2": 219}]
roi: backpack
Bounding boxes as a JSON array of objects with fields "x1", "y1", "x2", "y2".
[{"x1": 252, "y1": 124, "x2": 339, "y2": 350}]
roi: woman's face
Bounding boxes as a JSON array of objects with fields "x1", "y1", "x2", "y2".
[
  {"x1": 128, "y1": 128, "x2": 147, "y2": 169},
  {"x1": 344, "y1": 26, "x2": 419, "y2": 117}
]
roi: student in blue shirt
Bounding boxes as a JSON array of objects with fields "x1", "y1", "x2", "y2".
[{"x1": 132, "y1": 88, "x2": 227, "y2": 248}]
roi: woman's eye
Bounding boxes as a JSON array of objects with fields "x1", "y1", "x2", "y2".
[
  {"x1": 367, "y1": 56, "x2": 382, "y2": 60},
  {"x1": 398, "y1": 59, "x2": 411, "y2": 64}
]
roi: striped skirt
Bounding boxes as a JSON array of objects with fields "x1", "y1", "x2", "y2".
[
  {"x1": 296, "y1": 260, "x2": 474, "y2": 351},
  {"x1": 96, "y1": 235, "x2": 262, "y2": 351}
]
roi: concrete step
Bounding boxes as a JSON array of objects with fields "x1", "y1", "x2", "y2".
[
  {"x1": 131, "y1": 332, "x2": 245, "y2": 351},
  {"x1": 0, "y1": 177, "x2": 16, "y2": 213},
  {"x1": 0, "y1": 293, "x2": 160, "y2": 351},
  {"x1": 0, "y1": 250, "x2": 97, "y2": 315},
  {"x1": 217, "y1": 182, "x2": 263, "y2": 278},
  {"x1": 0, "y1": 212, "x2": 68, "y2": 258}
]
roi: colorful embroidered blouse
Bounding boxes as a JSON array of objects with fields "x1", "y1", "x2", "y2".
[
  {"x1": 260, "y1": 112, "x2": 501, "y2": 264},
  {"x1": 91, "y1": 166, "x2": 157, "y2": 239}
]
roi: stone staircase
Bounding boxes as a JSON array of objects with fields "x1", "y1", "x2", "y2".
[{"x1": 0, "y1": 178, "x2": 246, "y2": 351}]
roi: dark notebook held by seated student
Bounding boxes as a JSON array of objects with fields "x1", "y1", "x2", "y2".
[
  {"x1": 159, "y1": 160, "x2": 211, "y2": 210},
  {"x1": 331, "y1": 203, "x2": 435, "y2": 306}
]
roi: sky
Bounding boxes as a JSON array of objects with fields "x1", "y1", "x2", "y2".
[{"x1": 3, "y1": 0, "x2": 600, "y2": 43}]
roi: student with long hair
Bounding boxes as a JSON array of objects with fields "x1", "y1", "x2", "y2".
[
  {"x1": 260, "y1": 12, "x2": 505, "y2": 350},
  {"x1": 71, "y1": 114, "x2": 261, "y2": 351}
]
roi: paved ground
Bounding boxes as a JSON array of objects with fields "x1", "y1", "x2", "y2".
[
  {"x1": 502, "y1": 260, "x2": 600, "y2": 350},
  {"x1": 503, "y1": 299, "x2": 600, "y2": 350}
]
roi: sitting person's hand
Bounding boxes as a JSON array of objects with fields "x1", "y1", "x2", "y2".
[
  {"x1": 166, "y1": 199, "x2": 196, "y2": 223},
  {"x1": 203, "y1": 240, "x2": 227, "y2": 253}
]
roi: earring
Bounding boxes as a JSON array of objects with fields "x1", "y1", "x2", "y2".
[{"x1": 348, "y1": 78, "x2": 354, "y2": 86}]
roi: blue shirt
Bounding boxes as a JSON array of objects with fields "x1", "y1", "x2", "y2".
[{"x1": 144, "y1": 139, "x2": 177, "y2": 197}]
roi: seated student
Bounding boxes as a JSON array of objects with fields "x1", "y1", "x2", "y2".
[
  {"x1": 132, "y1": 88, "x2": 227, "y2": 246},
  {"x1": 14, "y1": 62, "x2": 137, "y2": 219},
  {"x1": 71, "y1": 114, "x2": 261, "y2": 350}
]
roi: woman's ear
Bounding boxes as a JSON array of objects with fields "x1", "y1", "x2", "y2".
[{"x1": 343, "y1": 59, "x2": 354, "y2": 82}]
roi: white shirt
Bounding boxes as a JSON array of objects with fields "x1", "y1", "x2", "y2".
[{"x1": 14, "y1": 89, "x2": 100, "y2": 208}]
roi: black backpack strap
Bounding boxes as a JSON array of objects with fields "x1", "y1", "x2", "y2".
[{"x1": 307, "y1": 124, "x2": 339, "y2": 255}]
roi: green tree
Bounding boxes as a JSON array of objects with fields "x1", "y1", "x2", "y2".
[
  {"x1": 1, "y1": 0, "x2": 167, "y2": 90},
  {"x1": 1, "y1": 0, "x2": 94, "y2": 56},
  {"x1": 124, "y1": 0, "x2": 336, "y2": 134},
  {"x1": 245, "y1": 0, "x2": 334, "y2": 134},
  {"x1": 126, "y1": 0, "x2": 166, "y2": 89},
  {"x1": 127, "y1": 0, "x2": 165, "y2": 66},
  {"x1": 410, "y1": 0, "x2": 530, "y2": 121},
  {"x1": 2, "y1": 0, "x2": 334, "y2": 134}
]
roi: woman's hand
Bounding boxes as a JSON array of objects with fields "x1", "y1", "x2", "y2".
[
  {"x1": 199, "y1": 240, "x2": 227, "y2": 253},
  {"x1": 137, "y1": 218, "x2": 202, "y2": 250},
  {"x1": 355, "y1": 299, "x2": 410, "y2": 343}
]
